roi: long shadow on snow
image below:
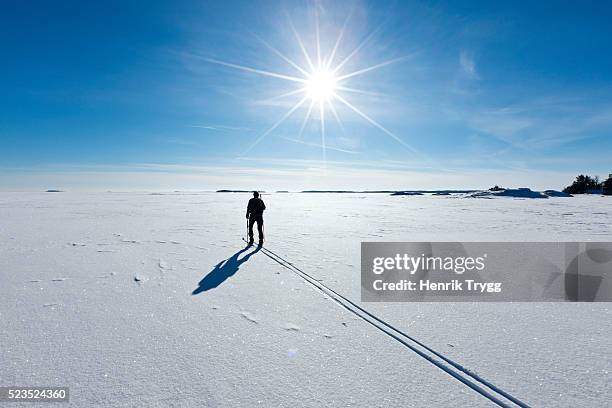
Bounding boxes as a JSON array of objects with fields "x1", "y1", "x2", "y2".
[{"x1": 192, "y1": 246, "x2": 260, "y2": 294}]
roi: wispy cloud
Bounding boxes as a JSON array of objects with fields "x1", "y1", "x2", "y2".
[
  {"x1": 467, "y1": 100, "x2": 612, "y2": 149},
  {"x1": 191, "y1": 125, "x2": 252, "y2": 132},
  {"x1": 0, "y1": 161, "x2": 583, "y2": 191},
  {"x1": 277, "y1": 135, "x2": 360, "y2": 154},
  {"x1": 459, "y1": 51, "x2": 479, "y2": 80}
]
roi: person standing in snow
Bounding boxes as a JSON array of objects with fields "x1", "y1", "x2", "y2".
[{"x1": 246, "y1": 191, "x2": 266, "y2": 246}]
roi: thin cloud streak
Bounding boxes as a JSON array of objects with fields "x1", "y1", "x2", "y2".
[
  {"x1": 278, "y1": 135, "x2": 359, "y2": 154},
  {"x1": 466, "y1": 102, "x2": 612, "y2": 149},
  {"x1": 0, "y1": 162, "x2": 582, "y2": 192},
  {"x1": 191, "y1": 125, "x2": 252, "y2": 132}
]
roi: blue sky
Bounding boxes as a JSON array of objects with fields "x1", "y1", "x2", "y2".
[{"x1": 1, "y1": 0, "x2": 611, "y2": 190}]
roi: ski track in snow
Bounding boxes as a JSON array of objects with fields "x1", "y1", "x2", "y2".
[{"x1": 259, "y1": 244, "x2": 529, "y2": 408}]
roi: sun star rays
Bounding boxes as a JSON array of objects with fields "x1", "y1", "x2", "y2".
[{"x1": 206, "y1": 9, "x2": 417, "y2": 159}]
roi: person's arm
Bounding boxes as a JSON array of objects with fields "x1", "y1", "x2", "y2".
[
  {"x1": 246, "y1": 200, "x2": 251, "y2": 218},
  {"x1": 262, "y1": 200, "x2": 266, "y2": 211}
]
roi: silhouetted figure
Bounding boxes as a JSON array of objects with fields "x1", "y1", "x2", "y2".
[{"x1": 246, "y1": 191, "x2": 266, "y2": 246}]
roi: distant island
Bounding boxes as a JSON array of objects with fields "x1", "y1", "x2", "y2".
[{"x1": 214, "y1": 174, "x2": 611, "y2": 197}]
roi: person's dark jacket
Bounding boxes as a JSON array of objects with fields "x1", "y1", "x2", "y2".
[{"x1": 246, "y1": 198, "x2": 266, "y2": 218}]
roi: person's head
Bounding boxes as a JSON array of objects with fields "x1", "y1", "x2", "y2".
[{"x1": 253, "y1": 191, "x2": 259, "y2": 198}]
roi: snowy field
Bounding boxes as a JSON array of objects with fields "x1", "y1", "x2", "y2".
[{"x1": 1, "y1": 192, "x2": 610, "y2": 407}]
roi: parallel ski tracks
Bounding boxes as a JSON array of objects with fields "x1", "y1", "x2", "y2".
[{"x1": 250, "y1": 240, "x2": 531, "y2": 408}]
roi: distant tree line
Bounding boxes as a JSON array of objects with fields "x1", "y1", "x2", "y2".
[
  {"x1": 563, "y1": 174, "x2": 612, "y2": 195},
  {"x1": 604, "y1": 176, "x2": 612, "y2": 195}
]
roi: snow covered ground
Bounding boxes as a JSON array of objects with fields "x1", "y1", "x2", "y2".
[{"x1": 1, "y1": 192, "x2": 610, "y2": 407}]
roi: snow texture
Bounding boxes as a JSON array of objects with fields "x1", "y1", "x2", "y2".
[
  {"x1": 1, "y1": 192, "x2": 610, "y2": 407},
  {"x1": 470, "y1": 188, "x2": 548, "y2": 199}
]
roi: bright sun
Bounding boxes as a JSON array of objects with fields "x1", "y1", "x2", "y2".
[
  {"x1": 205, "y1": 9, "x2": 415, "y2": 158},
  {"x1": 306, "y1": 69, "x2": 337, "y2": 101}
]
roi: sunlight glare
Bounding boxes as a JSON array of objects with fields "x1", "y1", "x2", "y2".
[
  {"x1": 206, "y1": 9, "x2": 416, "y2": 158},
  {"x1": 306, "y1": 69, "x2": 337, "y2": 101}
]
